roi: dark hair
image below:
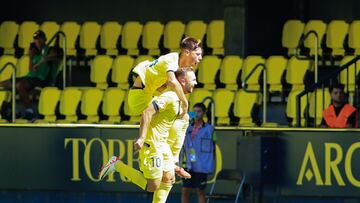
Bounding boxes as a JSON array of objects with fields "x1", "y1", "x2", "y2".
[
  {"x1": 329, "y1": 83, "x2": 345, "y2": 93},
  {"x1": 33, "y1": 30, "x2": 47, "y2": 40},
  {"x1": 180, "y1": 37, "x2": 202, "y2": 51},
  {"x1": 193, "y1": 103, "x2": 206, "y2": 112}
]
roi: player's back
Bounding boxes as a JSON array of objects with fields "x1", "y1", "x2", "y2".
[{"x1": 133, "y1": 53, "x2": 179, "y2": 95}]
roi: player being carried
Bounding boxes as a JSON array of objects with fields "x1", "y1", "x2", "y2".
[{"x1": 99, "y1": 69, "x2": 197, "y2": 203}]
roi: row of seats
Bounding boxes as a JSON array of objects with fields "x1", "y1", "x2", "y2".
[
  {"x1": 282, "y1": 20, "x2": 360, "y2": 56},
  {"x1": 0, "y1": 86, "x2": 335, "y2": 127},
  {"x1": 2, "y1": 53, "x2": 358, "y2": 93},
  {"x1": 0, "y1": 20, "x2": 224, "y2": 57}
]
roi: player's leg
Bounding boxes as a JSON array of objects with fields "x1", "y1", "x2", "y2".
[{"x1": 127, "y1": 88, "x2": 152, "y2": 115}]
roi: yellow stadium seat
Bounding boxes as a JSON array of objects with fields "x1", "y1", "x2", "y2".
[
  {"x1": 326, "y1": 20, "x2": 349, "y2": 56},
  {"x1": 35, "y1": 87, "x2": 61, "y2": 123},
  {"x1": 57, "y1": 87, "x2": 82, "y2": 123},
  {"x1": 100, "y1": 21, "x2": 122, "y2": 56},
  {"x1": 285, "y1": 56, "x2": 311, "y2": 91},
  {"x1": 100, "y1": 88, "x2": 126, "y2": 124},
  {"x1": 78, "y1": 88, "x2": 103, "y2": 124},
  {"x1": 111, "y1": 55, "x2": 135, "y2": 89},
  {"x1": 339, "y1": 56, "x2": 360, "y2": 92},
  {"x1": 206, "y1": 20, "x2": 224, "y2": 55},
  {"x1": 234, "y1": 90, "x2": 260, "y2": 127},
  {"x1": 164, "y1": 21, "x2": 185, "y2": 52},
  {"x1": 348, "y1": 20, "x2": 360, "y2": 55},
  {"x1": 241, "y1": 56, "x2": 265, "y2": 91},
  {"x1": 18, "y1": 21, "x2": 39, "y2": 55},
  {"x1": 286, "y1": 89, "x2": 307, "y2": 126},
  {"x1": 80, "y1": 21, "x2": 101, "y2": 56},
  {"x1": 123, "y1": 90, "x2": 141, "y2": 124},
  {"x1": 16, "y1": 55, "x2": 29, "y2": 78},
  {"x1": 0, "y1": 21, "x2": 19, "y2": 55},
  {"x1": 121, "y1": 21, "x2": 143, "y2": 56},
  {"x1": 90, "y1": 55, "x2": 113, "y2": 89},
  {"x1": 185, "y1": 20, "x2": 207, "y2": 41},
  {"x1": 189, "y1": 88, "x2": 213, "y2": 109},
  {"x1": 309, "y1": 88, "x2": 331, "y2": 126},
  {"x1": 0, "y1": 91, "x2": 10, "y2": 122},
  {"x1": 142, "y1": 21, "x2": 164, "y2": 56},
  {"x1": 266, "y1": 56, "x2": 287, "y2": 93},
  {"x1": 134, "y1": 55, "x2": 154, "y2": 66},
  {"x1": 213, "y1": 89, "x2": 235, "y2": 125},
  {"x1": 282, "y1": 20, "x2": 305, "y2": 56},
  {"x1": 219, "y1": 55, "x2": 242, "y2": 90},
  {"x1": 60, "y1": 21, "x2": 81, "y2": 56},
  {"x1": 303, "y1": 20, "x2": 327, "y2": 56},
  {"x1": 40, "y1": 21, "x2": 60, "y2": 46},
  {"x1": 197, "y1": 56, "x2": 222, "y2": 90},
  {"x1": 0, "y1": 56, "x2": 17, "y2": 83}
]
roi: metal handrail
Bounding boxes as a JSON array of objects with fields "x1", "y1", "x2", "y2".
[
  {"x1": 46, "y1": 31, "x2": 67, "y2": 89},
  {"x1": 201, "y1": 96, "x2": 215, "y2": 126},
  {"x1": 0, "y1": 62, "x2": 17, "y2": 121},
  {"x1": 242, "y1": 63, "x2": 267, "y2": 124},
  {"x1": 296, "y1": 55, "x2": 360, "y2": 127}
]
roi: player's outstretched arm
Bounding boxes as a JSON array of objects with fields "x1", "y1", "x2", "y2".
[
  {"x1": 166, "y1": 71, "x2": 188, "y2": 116},
  {"x1": 134, "y1": 103, "x2": 156, "y2": 151}
]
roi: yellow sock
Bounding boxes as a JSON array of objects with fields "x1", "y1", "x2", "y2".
[
  {"x1": 115, "y1": 161, "x2": 147, "y2": 190},
  {"x1": 152, "y1": 182, "x2": 173, "y2": 203}
]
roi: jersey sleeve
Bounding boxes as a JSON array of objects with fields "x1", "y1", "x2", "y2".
[
  {"x1": 164, "y1": 56, "x2": 178, "y2": 72},
  {"x1": 152, "y1": 95, "x2": 172, "y2": 113}
]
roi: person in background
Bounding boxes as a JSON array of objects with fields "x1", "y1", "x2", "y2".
[{"x1": 182, "y1": 103, "x2": 215, "y2": 203}]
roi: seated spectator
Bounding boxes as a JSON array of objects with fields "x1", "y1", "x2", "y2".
[
  {"x1": 321, "y1": 83, "x2": 358, "y2": 128},
  {"x1": 182, "y1": 103, "x2": 215, "y2": 203},
  {"x1": 0, "y1": 30, "x2": 60, "y2": 120}
]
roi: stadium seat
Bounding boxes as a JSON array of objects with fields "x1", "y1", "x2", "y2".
[
  {"x1": 90, "y1": 55, "x2": 113, "y2": 89},
  {"x1": 0, "y1": 91, "x2": 10, "y2": 122},
  {"x1": 100, "y1": 88, "x2": 126, "y2": 124},
  {"x1": 111, "y1": 55, "x2": 135, "y2": 89},
  {"x1": 78, "y1": 88, "x2": 103, "y2": 124},
  {"x1": 0, "y1": 21, "x2": 19, "y2": 55},
  {"x1": 121, "y1": 21, "x2": 143, "y2": 56},
  {"x1": 123, "y1": 90, "x2": 141, "y2": 124},
  {"x1": 185, "y1": 20, "x2": 207, "y2": 41},
  {"x1": 286, "y1": 89, "x2": 307, "y2": 126},
  {"x1": 213, "y1": 89, "x2": 235, "y2": 125},
  {"x1": 142, "y1": 21, "x2": 164, "y2": 56},
  {"x1": 219, "y1": 55, "x2": 242, "y2": 90},
  {"x1": 15, "y1": 55, "x2": 29, "y2": 78},
  {"x1": 303, "y1": 20, "x2": 327, "y2": 56},
  {"x1": 134, "y1": 55, "x2": 154, "y2": 66},
  {"x1": 164, "y1": 21, "x2": 185, "y2": 52},
  {"x1": 339, "y1": 56, "x2": 360, "y2": 92},
  {"x1": 241, "y1": 56, "x2": 265, "y2": 91},
  {"x1": 266, "y1": 56, "x2": 287, "y2": 93},
  {"x1": 326, "y1": 20, "x2": 349, "y2": 56},
  {"x1": 189, "y1": 88, "x2": 213, "y2": 109},
  {"x1": 197, "y1": 55, "x2": 222, "y2": 90},
  {"x1": 40, "y1": 21, "x2": 60, "y2": 46},
  {"x1": 348, "y1": 20, "x2": 360, "y2": 55},
  {"x1": 80, "y1": 21, "x2": 101, "y2": 56},
  {"x1": 285, "y1": 56, "x2": 311, "y2": 91},
  {"x1": 309, "y1": 88, "x2": 331, "y2": 126},
  {"x1": 206, "y1": 20, "x2": 224, "y2": 55},
  {"x1": 282, "y1": 20, "x2": 305, "y2": 56},
  {"x1": 60, "y1": 21, "x2": 81, "y2": 56},
  {"x1": 18, "y1": 21, "x2": 39, "y2": 55},
  {"x1": 234, "y1": 90, "x2": 260, "y2": 126},
  {"x1": 35, "y1": 87, "x2": 61, "y2": 123},
  {"x1": 0, "y1": 55, "x2": 17, "y2": 83},
  {"x1": 57, "y1": 87, "x2": 82, "y2": 123},
  {"x1": 100, "y1": 21, "x2": 122, "y2": 56}
]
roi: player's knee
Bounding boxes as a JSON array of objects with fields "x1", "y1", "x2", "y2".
[{"x1": 146, "y1": 180, "x2": 161, "y2": 192}]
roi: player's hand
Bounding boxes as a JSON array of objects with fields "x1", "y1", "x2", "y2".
[{"x1": 134, "y1": 137, "x2": 145, "y2": 153}]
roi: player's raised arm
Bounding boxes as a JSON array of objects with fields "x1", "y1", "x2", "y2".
[{"x1": 167, "y1": 71, "x2": 188, "y2": 116}]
